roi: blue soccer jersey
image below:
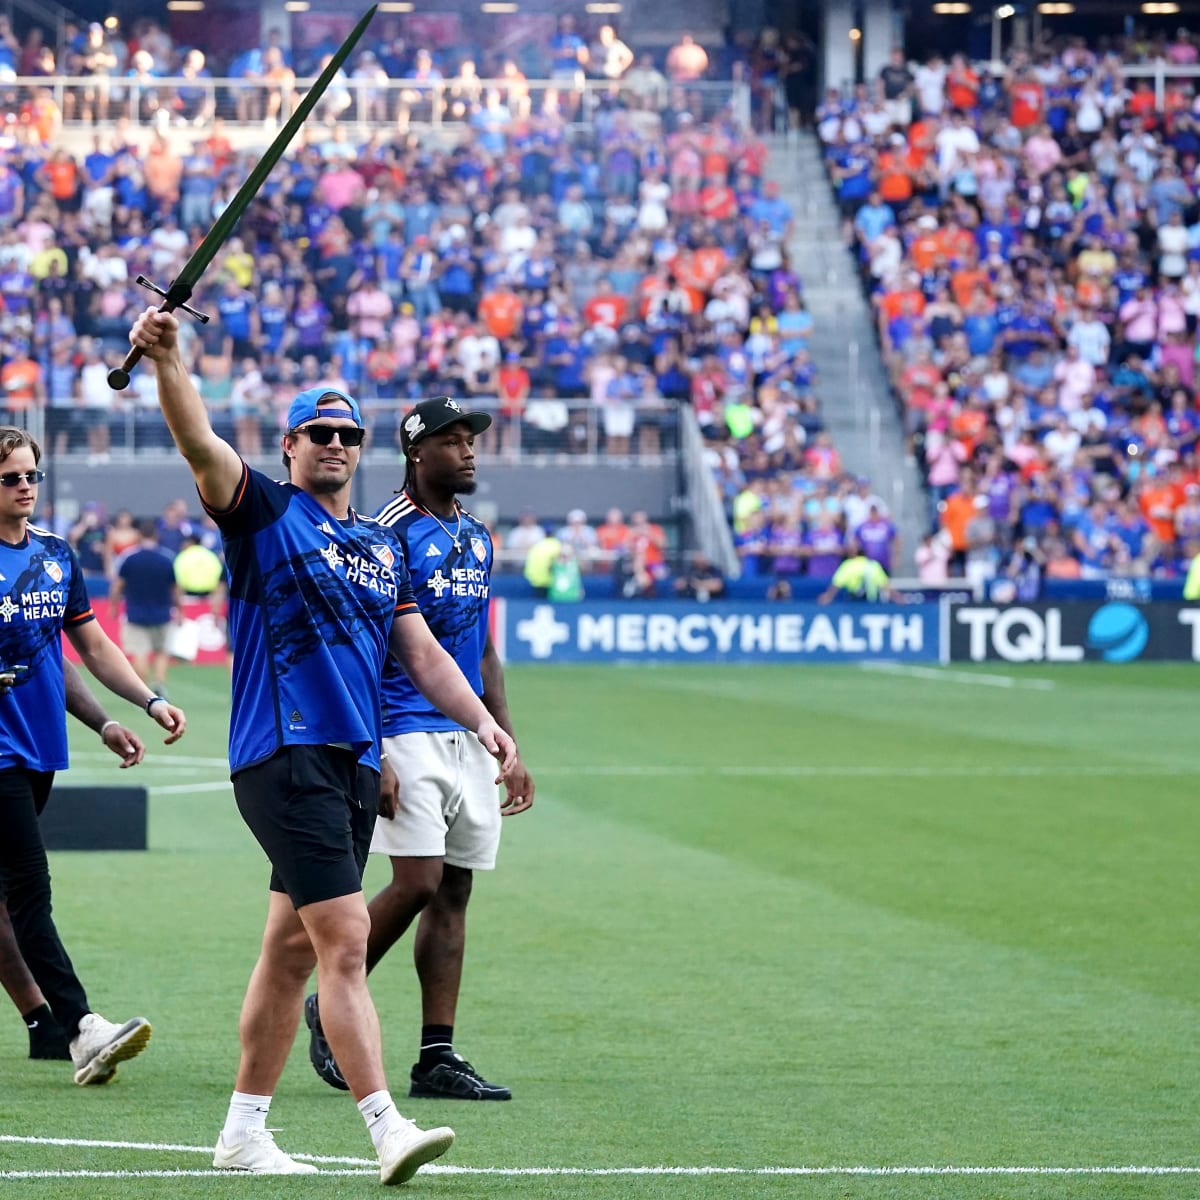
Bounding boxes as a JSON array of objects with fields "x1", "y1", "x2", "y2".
[
  {"x1": 0, "y1": 524, "x2": 94, "y2": 773},
  {"x1": 203, "y1": 465, "x2": 417, "y2": 774},
  {"x1": 373, "y1": 491, "x2": 491, "y2": 736}
]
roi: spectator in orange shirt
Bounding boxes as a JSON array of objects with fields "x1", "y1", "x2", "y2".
[
  {"x1": 940, "y1": 475, "x2": 982, "y2": 571},
  {"x1": 699, "y1": 173, "x2": 736, "y2": 221},
  {"x1": 1138, "y1": 473, "x2": 1184, "y2": 544},
  {"x1": 144, "y1": 134, "x2": 182, "y2": 212},
  {"x1": 478, "y1": 284, "x2": 523, "y2": 341},
  {"x1": 0, "y1": 347, "x2": 44, "y2": 420},
  {"x1": 596, "y1": 507, "x2": 630, "y2": 563},
  {"x1": 583, "y1": 278, "x2": 627, "y2": 331},
  {"x1": 36, "y1": 149, "x2": 79, "y2": 212},
  {"x1": 945, "y1": 55, "x2": 979, "y2": 111},
  {"x1": 496, "y1": 351, "x2": 529, "y2": 458}
]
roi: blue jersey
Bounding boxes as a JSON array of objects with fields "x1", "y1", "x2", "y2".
[
  {"x1": 204, "y1": 465, "x2": 417, "y2": 774},
  {"x1": 373, "y1": 491, "x2": 491, "y2": 736},
  {"x1": 0, "y1": 525, "x2": 94, "y2": 773}
]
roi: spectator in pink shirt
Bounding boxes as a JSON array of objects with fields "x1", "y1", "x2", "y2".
[
  {"x1": 1023, "y1": 125, "x2": 1062, "y2": 178},
  {"x1": 317, "y1": 154, "x2": 365, "y2": 213},
  {"x1": 1119, "y1": 287, "x2": 1158, "y2": 360},
  {"x1": 1053, "y1": 344, "x2": 1096, "y2": 412}
]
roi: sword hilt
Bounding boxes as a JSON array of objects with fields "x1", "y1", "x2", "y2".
[{"x1": 107, "y1": 277, "x2": 212, "y2": 391}]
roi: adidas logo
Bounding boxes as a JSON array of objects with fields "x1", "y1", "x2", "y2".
[
  {"x1": 426, "y1": 543, "x2": 441, "y2": 557},
  {"x1": 291, "y1": 710, "x2": 303, "y2": 722}
]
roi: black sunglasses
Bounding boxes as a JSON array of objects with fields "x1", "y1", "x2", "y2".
[
  {"x1": 0, "y1": 470, "x2": 44, "y2": 487},
  {"x1": 289, "y1": 424, "x2": 366, "y2": 448}
]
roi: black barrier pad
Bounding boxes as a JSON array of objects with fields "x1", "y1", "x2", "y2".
[{"x1": 39, "y1": 786, "x2": 148, "y2": 852}]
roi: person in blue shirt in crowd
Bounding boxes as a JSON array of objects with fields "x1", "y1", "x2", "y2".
[
  {"x1": 0, "y1": 426, "x2": 186, "y2": 1085},
  {"x1": 128, "y1": 307, "x2": 517, "y2": 1183},
  {"x1": 109, "y1": 519, "x2": 180, "y2": 697},
  {"x1": 305, "y1": 396, "x2": 534, "y2": 1103}
]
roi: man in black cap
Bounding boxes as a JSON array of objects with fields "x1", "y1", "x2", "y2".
[{"x1": 307, "y1": 396, "x2": 535, "y2": 1101}]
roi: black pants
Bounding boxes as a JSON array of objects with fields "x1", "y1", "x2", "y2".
[{"x1": 0, "y1": 768, "x2": 89, "y2": 1034}]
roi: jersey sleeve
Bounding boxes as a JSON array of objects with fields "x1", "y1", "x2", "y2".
[
  {"x1": 63, "y1": 544, "x2": 95, "y2": 626},
  {"x1": 201, "y1": 462, "x2": 291, "y2": 539}
]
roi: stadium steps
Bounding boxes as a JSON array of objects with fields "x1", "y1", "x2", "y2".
[{"x1": 764, "y1": 133, "x2": 928, "y2": 574}]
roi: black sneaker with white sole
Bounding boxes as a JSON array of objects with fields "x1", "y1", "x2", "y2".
[
  {"x1": 409, "y1": 1052, "x2": 511, "y2": 1101},
  {"x1": 304, "y1": 994, "x2": 349, "y2": 1091}
]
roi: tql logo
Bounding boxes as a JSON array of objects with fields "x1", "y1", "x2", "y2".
[{"x1": 1085, "y1": 603, "x2": 1148, "y2": 663}]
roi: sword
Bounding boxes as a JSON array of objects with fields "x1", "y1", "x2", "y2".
[{"x1": 108, "y1": 4, "x2": 378, "y2": 390}]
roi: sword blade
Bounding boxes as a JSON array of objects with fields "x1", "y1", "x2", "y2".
[{"x1": 109, "y1": 4, "x2": 377, "y2": 389}]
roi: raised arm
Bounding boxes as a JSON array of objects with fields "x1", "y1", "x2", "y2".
[{"x1": 128, "y1": 307, "x2": 245, "y2": 510}]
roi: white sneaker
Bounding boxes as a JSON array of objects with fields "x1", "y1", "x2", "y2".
[
  {"x1": 70, "y1": 1013, "x2": 152, "y2": 1086},
  {"x1": 213, "y1": 1129, "x2": 319, "y2": 1175},
  {"x1": 379, "y1": 1120, "x2": 455, "y2": 1186}
]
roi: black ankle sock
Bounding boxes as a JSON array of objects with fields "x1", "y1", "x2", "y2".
[
  {"x1": 22, "y1": 1003, "x2": 62, "y2": 1042},
  {"x1": 419, "y1": 1025, "x2": 454, "y2": 1067}
]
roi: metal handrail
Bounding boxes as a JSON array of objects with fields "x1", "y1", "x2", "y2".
[{"x1": 9, "y1": 72, "x2": 746, "y2": 132}]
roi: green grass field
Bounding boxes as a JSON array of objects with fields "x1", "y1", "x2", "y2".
[{"x1": 2, "y1": 661, "x2": 1199, "y2": 1199}]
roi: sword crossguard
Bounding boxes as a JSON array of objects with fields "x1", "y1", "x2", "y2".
[{"x1": 135, "y1": 275, "x2": 211, "y2": 324}]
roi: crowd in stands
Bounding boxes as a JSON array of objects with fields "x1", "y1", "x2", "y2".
[
  {"x1": 822, "y1": 27, "x2": 1200, "y2": 591},
  {"x1": 0, "y1": 12, "x2": 896, "y2": 592}
]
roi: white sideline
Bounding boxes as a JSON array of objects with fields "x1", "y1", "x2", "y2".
[
  {"x1": 860, "y1": 663, "x2": 1056, "y2": 690},
  {"x1": 1, "y1": 1137, "x2": 1199, "y2": 1178},
  {"x1": 532, "y1": 764, "x2": 1191, "y2": 778}
]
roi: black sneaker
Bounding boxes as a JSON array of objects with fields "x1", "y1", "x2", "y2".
[
  {"x1": 304, "y1": 994, "x2": 349, "y2": 1091},
  {"x1": 409, "y1": 1052, "x2": 511, "y2": 1101}
]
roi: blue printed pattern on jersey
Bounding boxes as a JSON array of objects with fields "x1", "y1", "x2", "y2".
[
  {"x1": 374, "y1": 491, "x2": 491, "y2": 736},
  {"x1": 204, "y1": 465, "x2": 417, "y2": 773},
  {"x1": 0, "y1": 526, "x2": 93, "y2": 772}
]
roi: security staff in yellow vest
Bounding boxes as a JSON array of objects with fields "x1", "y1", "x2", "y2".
[{"x1": 817, "y1": 548, "x2": 895, "y2": 604}]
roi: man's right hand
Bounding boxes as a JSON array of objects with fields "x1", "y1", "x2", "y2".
[{"x1": 129, "y1": 307, "x2": 181, "y2": 360}]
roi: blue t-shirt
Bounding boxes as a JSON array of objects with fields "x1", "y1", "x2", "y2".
[
  {"x1": 203, "y1": 465, "x2": 416, "y2": 774},
  {"x1": 373, "y1": 491, "x2": 491, "y2": 736},
  {"x1": 116, "y1": 545, "x2": 176, "y2": 626},
  {"x1": 0, "y1": 525, "x2": 93, "y2": 773}
]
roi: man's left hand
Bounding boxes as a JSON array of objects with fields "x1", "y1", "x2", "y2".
[
  {"x1": 499, "y1": 757, "x2": 535, "y2": 816},
  {"x1": 102, "y1": 722, "x2": 146, "y2": 768},
  {"x1": 150, "y1": 700, "x2": 188, "y2": 743}
]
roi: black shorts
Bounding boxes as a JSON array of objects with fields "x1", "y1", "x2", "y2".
[{"x1": 232, "y1": 745, "x2": 378, "y2": 909}]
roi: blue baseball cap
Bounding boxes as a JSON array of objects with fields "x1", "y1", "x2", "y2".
[{"x1": 286, "y1": 386, "x2": 362, "y2": 431}]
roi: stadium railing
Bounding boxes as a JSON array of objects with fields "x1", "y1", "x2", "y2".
[
  {"x1": 23, "y1": 395, "x2": 683, "y2": 465},
  {"x1": 16, "y1": 74, "x2": 746, "y2": 131}
]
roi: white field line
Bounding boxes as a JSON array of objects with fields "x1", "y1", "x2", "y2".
[
  {"x1": 67, "y1": 757, "x2": 1197, "y2": 783},
  {"x1": 532, "y1": 764, "x2": 1194, "y2": 778},
  {"x1": 7, "y1": 1167, "x2": 1200, "y2": 1180},
  {"x1": 72, "y1": 753, "x2": 229, "y2": 768},
  {"x1": 2, "y1": 1137, "x2": 1200, "y2": 1178},
  {"x1": 861, "y1": 663, "x2": 1056, "y2": 690}
]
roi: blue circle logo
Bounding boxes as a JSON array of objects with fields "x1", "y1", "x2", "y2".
[{"x1": 1086, "y1": 603, "x2": 1149, "y2": 663}]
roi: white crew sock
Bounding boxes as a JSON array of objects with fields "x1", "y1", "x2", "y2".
[
  {"x1": 220, "y1": 1092, "x2": 272, "y2": 1147},
  {"x1": 357, "y1": 1089, "x2": 407, "y2": 1151}
]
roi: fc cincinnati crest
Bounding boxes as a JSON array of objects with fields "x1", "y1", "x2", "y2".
[
  {"x1": 470, "y1": 537, "x2": 486, "y2": 563},
  {"x1": 372, "y1": 544, "x2": 395, "y2": 570},
  {"x1": 44, "y1": 561, "x2": 63, "y2": 584}
]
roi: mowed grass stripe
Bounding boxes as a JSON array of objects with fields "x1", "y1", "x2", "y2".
[{"x1": 2, "y1": 663, "x2": 1191, "y2": 1200}]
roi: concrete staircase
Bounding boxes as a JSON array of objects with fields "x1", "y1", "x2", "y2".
[{"x1": 764, "y1": 133, "x2": 927, "y2": 574}]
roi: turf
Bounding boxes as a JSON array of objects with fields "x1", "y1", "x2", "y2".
[{"x1": 1, "y1": 661, "x2": 1198, "y2": 1199}]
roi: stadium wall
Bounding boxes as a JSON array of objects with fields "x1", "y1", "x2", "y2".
[{"x1": 48, "y1": 458, "x2": 678, "y2": 526}]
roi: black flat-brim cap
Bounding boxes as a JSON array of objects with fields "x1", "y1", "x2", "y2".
[{"x1": 400, "y1": 396, "x2": 493, "y2": 453}]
